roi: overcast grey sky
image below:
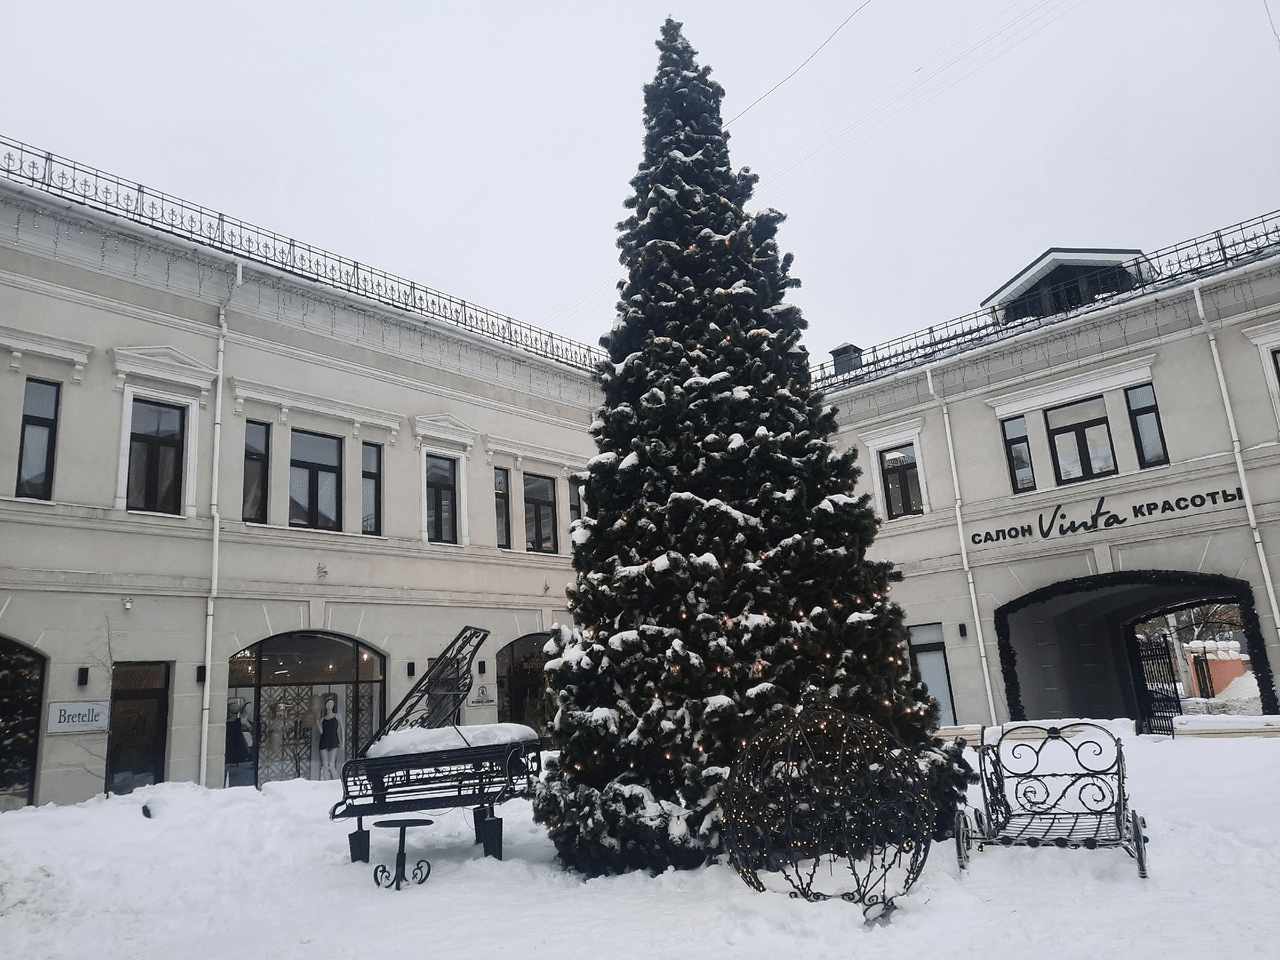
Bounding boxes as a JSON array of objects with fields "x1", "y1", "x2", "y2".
[{"x1": 4, "y1": 1, "x2": 1279, "y2": 365}]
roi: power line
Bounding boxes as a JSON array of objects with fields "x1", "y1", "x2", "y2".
[
  {"x1": 755, "y1": 0, "x2": 1088, "y2": 207},
  {"x1": 530, "y1": 1, "x2": 1089, "y2": 334},
  {"x1": 1265, "y1": 0, "x2": 1280, "y2": 61},
  {"x1": 725, "y1": 1, "x2": 875, "y2": 128}
]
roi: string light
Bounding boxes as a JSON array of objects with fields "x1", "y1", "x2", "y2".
[{"x1": 721, "y1": 691, "x2": 935, "y2": 920}]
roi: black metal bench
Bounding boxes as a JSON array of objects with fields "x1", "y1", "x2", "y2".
[
  {"x1": 330, "y1": 736, "x2": 541, "y2": 863},
  {"x1": 956, "y1": 722, "x2": 1148, "y2": 878}
]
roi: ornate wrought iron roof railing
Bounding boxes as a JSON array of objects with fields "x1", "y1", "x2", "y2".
[
  {"x1": 0, "y1": 135, "x2": 607, "y2": 373},
  {"x1": 812, "y1": 208, "x2": 1280, "y2": 391},
  {"x1": 5, "y1": 135, "x2": 1279, "y2": 388}
]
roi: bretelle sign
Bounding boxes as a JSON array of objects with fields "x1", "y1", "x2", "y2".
[
  {"x1": 47, "y1": 701, "x2": 111, "y2": 734},
  {"x1": 970, "y1": 485, "x2": 1246, "y2": 547}
]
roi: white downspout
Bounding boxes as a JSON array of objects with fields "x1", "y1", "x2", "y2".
[
  {"x1": 1192, "y1": 282, "x2": 1280, "y2": 658},
  {"x1": 927, "y1": 367, "x2": 999, "y2": 725},
  {"x1": 198, "y1": 262, "x2": 240, "y2": 786}
]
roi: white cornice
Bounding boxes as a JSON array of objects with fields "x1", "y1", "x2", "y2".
[
  {"x1": 0, "y1": 265, "x2": 598, "y2": 426},
  {"x1": 0, "y1": 323, "x2": 93, "y2": 382},
  {"x1": 985, "y1": 354, "x2": 1157, "y2": 419},
  {"x1": 232, "y1": 377, "x2": 403, "y2": 442},
  {"x1": 414, "y1": 413, "x2": 479, "y2": 449},
  {"x1": 857, "y1": 418, "x2": 924, "y2": 449},
  {"x1": 484, "y1": 434, "x2": 585, "y2": 470},
  {"x1": 113, "y1": 345, "x2": 218, "y2": 406}
]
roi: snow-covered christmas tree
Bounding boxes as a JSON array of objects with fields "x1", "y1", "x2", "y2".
[{"x1": 533, "y1": 17, "x2": 969, "y2": 877}]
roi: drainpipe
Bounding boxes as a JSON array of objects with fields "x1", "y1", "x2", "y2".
[
  {"x1": 926, "y1": 367, "x2": 999, "y2": 725},
  {"x1": 1192, "y1": 282, "x2": 1280, "y2": 658},
  {"x1": 198, "y1": 262, "x2": 241, "y2": 786}
]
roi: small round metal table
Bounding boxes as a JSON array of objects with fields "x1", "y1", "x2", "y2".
[{"x1": 372, "y1": 818, "x2": 433, "y2": 890}]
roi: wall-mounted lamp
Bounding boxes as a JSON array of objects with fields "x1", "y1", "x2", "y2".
[
  {"x1": 122, "y1": 598, "x2": 133, "y2": 610},
  {"x1": 407, "y1": 662, "x2": 416, "y2": 677},
  {"x1": 958, "y1": 623, "x2": 968, "y2": 638},
  {"x1": 478, "y1": 660, "x2": 486, "y2": 675},
  {"x1": 77, "y1": 666, "x2": 89, "y2": 687},
  {"x1": 196, "y1": 665, "x2": 207, "y2": 684}
]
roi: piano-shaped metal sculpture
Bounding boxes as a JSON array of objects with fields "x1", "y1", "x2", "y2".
[{"x1": 330, "y1": 626, "x2": 543, "y2": 863}]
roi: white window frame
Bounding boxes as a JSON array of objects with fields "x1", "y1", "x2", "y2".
[
  {"x1": 1243, "y1": 319, "x2": 1280, "y2": 433},
  {"x1": 111, "y1": 346, "x2": 219, "y2": 518},
  {"x1": 115, "y1": 384, "x2": 200, "y2": 517},
  {"x1": 986, "y1": 354, "x2": 1157, "y2": 489},
  {"x1": 484, "y1": 435, "x2": 584, "y2": 553},
  {"x1": 422, "y1": 448, "x2": 464, "y2": 545},
  {"x1": 415, "y1": 415, "x2": 479, "y2": 547},
  {"x1": 858, "y1": 419, "x2": 929, "y2": 521}
]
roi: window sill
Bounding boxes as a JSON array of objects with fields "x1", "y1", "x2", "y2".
[{"x1": 883, "y1": 512, "x2": 927, "y2": 523}]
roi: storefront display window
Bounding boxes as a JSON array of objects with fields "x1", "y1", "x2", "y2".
[
  {"x1": 225, "y1": 632, "x2": 384, "y2": 788},
  {"x1": 0, "y1": 635, "x2": 44, "y2": 810}
]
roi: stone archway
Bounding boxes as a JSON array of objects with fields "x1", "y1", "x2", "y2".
[
  {"x1": 994, "y1": 570, "x2": 1278, "y2": 728},
  {"x1": 225, "y1": 631, "x2": 385, "y2": 788},
  {"x1": 0, "y1": 634, "x2": 45, "y2": 810}
]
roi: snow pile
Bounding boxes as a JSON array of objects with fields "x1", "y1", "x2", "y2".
[
  {"x1": 366, "y1": 723, "x2": 539, "y2": 758},
  {"x1": 4, "y1": 730, "x2": 1280, "y2": 958}
]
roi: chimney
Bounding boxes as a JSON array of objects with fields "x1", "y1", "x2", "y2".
[{"x1": 830, "y1": 343, "x2": 863, "y2": 376}]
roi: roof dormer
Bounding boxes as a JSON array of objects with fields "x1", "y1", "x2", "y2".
[{"x1": 982, "y1": 247, "x2": 1146, "y2": 321}]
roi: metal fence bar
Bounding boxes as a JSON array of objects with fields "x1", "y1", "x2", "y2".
[
  {"x1": 5, "y1": 135, "x2": 1280, "y2": 388},
  {"x1": 0, "y1": 135, "x2": 607, "y2": 373},
  {"x1": 811, "y1": 209, "x2": 1280, "y2": 390}
]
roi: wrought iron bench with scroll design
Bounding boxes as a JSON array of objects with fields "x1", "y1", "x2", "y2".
[{"x1": 955, "y1": 722, "x2": 1148, "y2": 878}]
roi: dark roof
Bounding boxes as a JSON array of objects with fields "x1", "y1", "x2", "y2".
[{"x1": 981, "y1": 247, "x2": 1145, "y2": 308}]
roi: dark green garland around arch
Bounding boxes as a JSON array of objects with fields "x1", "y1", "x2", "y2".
[{"x1": 993, "y1": 570, "x2": 1278, "y2": 721}]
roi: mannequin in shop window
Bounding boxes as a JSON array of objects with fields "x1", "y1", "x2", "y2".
[
  {"x1": 318, "y1": 695, "x2": 341, "y2": 780},
  {"x1": 224, "y1": 700, "x2": 254, "y2": 787}
]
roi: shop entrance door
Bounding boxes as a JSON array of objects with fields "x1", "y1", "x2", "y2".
[{"x1": 105, "y1": 662, "x2": 170, "y2": 795}]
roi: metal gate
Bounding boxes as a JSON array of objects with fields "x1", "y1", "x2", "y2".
[{"x1": 1130, "y1": 633, "x2": 1183, "y2": 736}]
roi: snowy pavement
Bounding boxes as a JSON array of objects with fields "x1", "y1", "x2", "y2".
[{"x1": 3, "y1": 733, "x2": 1279, "y2": 959}]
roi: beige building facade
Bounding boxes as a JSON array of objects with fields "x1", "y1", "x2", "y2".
[
  {"x1": 3, "y1": 137, "x2": 1278, "y2": 809},
  {"x1": 824, "y1": 220, "x2": 1280, "y2": 733},
  {"x1": 0, "y1": 142, "x2": 599, "y2": 807}
]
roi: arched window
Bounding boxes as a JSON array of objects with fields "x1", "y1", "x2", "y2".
[
  {"x1": 496, "y1": 632, "x2": 551, "y2": 734},
  {"x1": 225, "y1": 632, "x2": 384, "y2": 788},
  {"x1": 0, "y1": 635, "x2": 45, "y2": 810}
]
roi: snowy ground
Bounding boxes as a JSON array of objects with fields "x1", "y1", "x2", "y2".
[{"x1": 3, "y1": 732, "x2": 1280, "y2": 960}]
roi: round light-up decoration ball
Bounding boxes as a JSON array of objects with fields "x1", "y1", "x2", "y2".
[{"x1": 721, "y1": 701, "x2": 936, "y2": 920}]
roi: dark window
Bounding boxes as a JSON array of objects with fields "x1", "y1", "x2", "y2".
[
  {"x1": 1045, "y1": 395, "x2": 1116, "y2": 484},
  {"x1": 425, "y1": 455, "x2": 457, "y2": 544},
  {"x1": 289, "y1": 429, "x2": 342, "y2": 530},
  {"x1": 908, "y1": 624, "x2": 955, "y2": 726},
  {"x1": 361, "y1": 442, "x2": 382, "y2": 535},
  {"x1": 569, "y1": 479, "x2": 583, "y2": 524},
  {"x1": 524, "y1": 473, "x2": 557, "y2": 553},
  {"x1": 1126, "y1": 384, "x2": 1169, "y2": 468},
  {"x1": 495, "y1": 467, "x2": 511, "y2": 549},
  {"x1": 1001, "y1": 415, "x2": 1036, "y2": 493},
  {"x1": 127, "y1": 398, "x2": 185, "y2": 514},
  {"x1": 16, "y1": 378, "x2": 59, "y2": 500},
  {"x1": 879, "y1": 443, "x2": 922, "y2": 520},
  {"x1": 242, "y1": 420, "x2": 270, "y2": 523}
]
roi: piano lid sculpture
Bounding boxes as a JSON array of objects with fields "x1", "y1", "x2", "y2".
[{"x1": 329, "y1": 626, "x2": 543, "y2": 863}]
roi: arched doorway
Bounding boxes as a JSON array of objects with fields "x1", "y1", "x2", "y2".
[
  {"x1": 496, "y1": 632, "x2": 551, "y2": 734},
  {"x1": 0, "y1": 634, "x2": 45, "y2": 810},
  {"x1": 225, "y1": 632, "x2": 385, "y2": 787},
  {"x1": 995, "y1": 571, "x2": 1278, "y2": 733}
]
